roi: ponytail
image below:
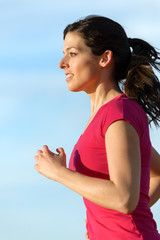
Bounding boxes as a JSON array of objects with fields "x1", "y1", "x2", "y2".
[
  {"x1": 64, "y1": 16, "x2": 160, "y2": 126},
  {"x1": 124, "y1": 38, "x2": 160, "y2": 126}
]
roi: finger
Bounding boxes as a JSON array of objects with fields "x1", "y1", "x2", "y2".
[
  {"x1": 42, "y1": 145, "x2": 49, "y2": 153},
  {"x1": 85, "y1": 232, "x2": 89, "y2": 240},
  {"x1": 34, "y1": 155, "x2": 39, "y2": 162},
  {"x1": 34, "y1": 164, "x2": 41, "y2": 173},
  {"x1": 56, "y1": 147, "x2": 65, "y2": 155},
  {"x1": 37, "y1": 150, "x2": 43, "y2": 155}
]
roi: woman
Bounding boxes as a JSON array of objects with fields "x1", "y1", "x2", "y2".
[{"x1": 34, "y1": 16, "x2": 160, "y2": 239}]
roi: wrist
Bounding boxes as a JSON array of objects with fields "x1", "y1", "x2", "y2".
[{"x1": 55, "y1": 166, "x2": 69, "y2": 183}]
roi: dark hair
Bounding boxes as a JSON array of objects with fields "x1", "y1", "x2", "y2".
[{"x1": 63, "y1": 15, "x2": 160, "y2": 126}]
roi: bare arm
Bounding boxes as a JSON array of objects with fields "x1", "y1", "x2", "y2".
[
  {"x1": 34, "y1": 120, "x2": 141, "y2": 214},
  {"x1": 149, "y1": 147, "x2": 160, "y2": 207}
]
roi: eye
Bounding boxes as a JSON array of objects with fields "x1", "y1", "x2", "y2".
[{"x1": 69, "y1": 52, "x2": 77, "y2": 57}]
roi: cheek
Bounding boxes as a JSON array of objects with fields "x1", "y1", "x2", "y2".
[
  {"x1": 81, "y1": 61, "x2": 100, "y2": 80},
  {"x1": 70, "y1": 55, "x2": 101, "y2": 86},
  {"x1": 77, "y1": 60, "x2": 99, "y2": 78}
]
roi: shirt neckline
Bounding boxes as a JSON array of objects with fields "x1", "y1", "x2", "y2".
[{"x1": 81, "y1": 93, "x2": 126, "y2": 136}]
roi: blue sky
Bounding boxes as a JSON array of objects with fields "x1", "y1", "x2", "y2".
[{"x1": 0, "y1": 0, "x2": 160, "y2": 239}]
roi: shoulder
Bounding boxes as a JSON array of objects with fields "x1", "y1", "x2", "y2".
[
  {"x1": 103, "y1": 94, "x2": 145, "y2": 116},
  {"x1": 101, "y1": 94, "x2": 148, "y2": 136}
]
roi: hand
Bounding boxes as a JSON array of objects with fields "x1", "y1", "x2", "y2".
[
  {"x1": 85, "y1": 232, "x2": 89, "y2": 240},
  {"x1": 34, "y1": 145, "x2": 66, "y2": 181},
  {"x1": 85, "y1": 219, "x2": 89, "y2": 240}
]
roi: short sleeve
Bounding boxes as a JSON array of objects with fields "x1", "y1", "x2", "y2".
[{"x1": 101, "y1": 97, "x2": 147, "y2": 137}]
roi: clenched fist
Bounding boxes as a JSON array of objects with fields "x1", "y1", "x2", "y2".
[{"x1": 34, "y1": 145, "x2": 66, "y2": 181}]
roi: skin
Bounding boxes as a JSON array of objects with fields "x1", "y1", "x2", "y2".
[
  {"x1": 59, "y1": 32, "x2": 102, "y2": 94},
  {"x1": 84, "y1": 147, "x2": 160, "y2": 240},
  {"x1": 149, "y1": 147, "x2": 160, "y2": 207},
  {"x1": 34, "y1": 31, "x2": 160, "y2": 239}
]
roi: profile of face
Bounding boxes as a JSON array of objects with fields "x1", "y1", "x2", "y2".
[{"x1": 59, "y1": 31, "x2": 103, "y2": 93}]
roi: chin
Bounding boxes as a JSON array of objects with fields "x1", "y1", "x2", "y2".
[
  {"x1": 68, "y1": 88, "x2": 82, "y2": 93},
  {"x1": 67, "y1": 84, "x2": 83, "y2": 93}
]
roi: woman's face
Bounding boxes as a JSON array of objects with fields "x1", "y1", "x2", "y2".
[{"x1": 59, "y1": 31, "x2": 102, "y2": 93}]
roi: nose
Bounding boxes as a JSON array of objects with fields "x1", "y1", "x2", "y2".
[{"x1": 59, "y1": 56, "x2": 69, "y2": 69}]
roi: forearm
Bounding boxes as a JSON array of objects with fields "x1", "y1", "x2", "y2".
[
  {"x1": 58, "y1": 167, "x2": 137, "y2": 214},
  {"x1": 149, "y1": 147, "x2": 160, "y2": 207},
  {"x1": 34, "y1": 146, "x2": 123, "y2": 211},
  {"x1": 149, "y1": 176, "x2": 160, "y2": 207},
  {"x1": 150, "y1": 147, "x2": 160, "y2": 176},
  {"x1": 35, "y1": 145, "x2": 139, "y2": 214}
]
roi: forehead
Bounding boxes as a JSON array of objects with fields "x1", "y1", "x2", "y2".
[{"x1": 63, "y1": 32, "x2": 87, "y2": 51}]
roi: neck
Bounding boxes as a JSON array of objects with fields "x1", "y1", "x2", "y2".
[{"x1": 87, "y1": 80, "x2": 122, "y2": 115}]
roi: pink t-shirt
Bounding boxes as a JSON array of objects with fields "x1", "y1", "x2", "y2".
[{"x1": 69, "y1": 94, "x2": 160, "y2": 240}]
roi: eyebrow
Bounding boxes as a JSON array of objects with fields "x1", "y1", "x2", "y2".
[{"x1": 63, "y1": 47, "x2": 80, "y2": 54}]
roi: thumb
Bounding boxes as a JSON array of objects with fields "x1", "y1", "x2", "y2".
[{"x1": 56, "y1": 147, "x2": 65, "y2": 155}]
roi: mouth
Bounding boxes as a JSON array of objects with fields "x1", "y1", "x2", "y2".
[{"x1": 65, "y1": 73, "x2": 74, "y2": 82}]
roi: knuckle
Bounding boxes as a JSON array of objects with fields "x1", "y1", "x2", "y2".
[
  {"x1": 34, "y1": 155, "x2": 38, "y2": 161},
  {"x1": 42, "y1": 145, "x2": 48, "y2": 152},
  {"x1": 37, "y1": 150, "x2": 42, "y2": 155},
  {"x1": 34, "y1": 164, "x2": 40, "y2": 172}
]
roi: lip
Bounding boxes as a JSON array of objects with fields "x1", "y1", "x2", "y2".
[{"x1": 65, "y1": 73, "x2": 74, "y2": 82}]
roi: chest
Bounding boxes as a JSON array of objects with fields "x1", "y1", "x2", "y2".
[{"x1": 69, "y1": 120, "x2": 110, "y2": 179}]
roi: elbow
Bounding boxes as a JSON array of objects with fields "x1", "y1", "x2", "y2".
[
  {"x1": 118, "y1": 194, "x2": 139, "y2": 215},
  {"x1": 120, "y1": 202, "x2": 138, "y2": 215}
]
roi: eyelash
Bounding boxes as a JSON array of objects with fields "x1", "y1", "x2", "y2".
[{"x1": 69, "y1": 52, "x2": 77, "y2": 57}]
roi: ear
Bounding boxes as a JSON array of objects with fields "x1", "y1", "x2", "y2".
[{"x1": 99, "y1": 50, "x2": 113, "y2": 68}]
